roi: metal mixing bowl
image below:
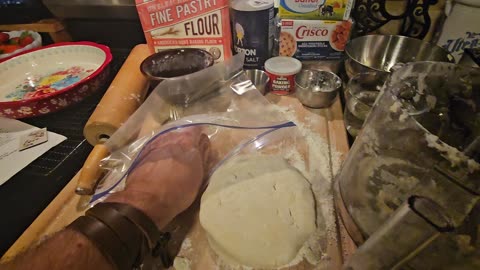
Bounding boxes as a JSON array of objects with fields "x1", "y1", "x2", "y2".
[
  {"x1": 345, "y1": 35, "x2": 454, "y2": 81},
  {"x1": 141, "y1": 48, "x2": 214, "y2": 82},
  {"x1": 140, "y1": 48, "x2": 215, "y2": 104},
  {"x1": 295, "y1": 70, "x2": 342, "y2": 108}
]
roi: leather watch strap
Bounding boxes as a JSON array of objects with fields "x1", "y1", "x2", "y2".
[
  {"x1": 106, "y1": 203, "x2": 161, "y2": 250},
  {"x1": 103, "y1": 202, "x2": 173, "y2": 267},
  {"x1": 68, "y1": 215, "x2": 132, "y2": 270},
  {"x1": 87, "y1": 203, "x2": 144, "y2": 260},
  {"x1": 68, "y1": 202, "x2": 172, "y2": 270}
]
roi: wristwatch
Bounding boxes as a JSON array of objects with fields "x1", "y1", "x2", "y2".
[{"x1": 69, "y1": 202, "x2": 172, "y2": 270}]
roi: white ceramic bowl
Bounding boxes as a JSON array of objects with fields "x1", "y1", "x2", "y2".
[{"x1": 0, "y1": 42, "x2": 112, "y2": 118}]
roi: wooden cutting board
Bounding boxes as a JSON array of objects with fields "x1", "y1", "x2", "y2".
[{"x1": 1, "y1": 95, "x2": 355, "y2": 268}]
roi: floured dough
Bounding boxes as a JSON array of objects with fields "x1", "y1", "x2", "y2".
[{"x1": 199, "y1": 155, "x2": 317, "y2": 268}]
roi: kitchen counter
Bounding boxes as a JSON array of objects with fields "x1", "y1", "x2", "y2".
[
  {"x1": 1, "y1": 94, "x2": 354, "y2": 269},
  {"x1": 0, "y1": 52, "x2": 355, "y2": 268}
]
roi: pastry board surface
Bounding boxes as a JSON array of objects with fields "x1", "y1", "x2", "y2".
[{"x1": 1, "y1": 95, "x2": 355, "y2": 269}]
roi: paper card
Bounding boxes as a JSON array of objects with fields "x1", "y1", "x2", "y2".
[
  {"x1": 19, "y1": 128, "x2": 48, "y2": 151},
  {"x1": 0, "y1": 118, "x2": 67, "y2": 186}
]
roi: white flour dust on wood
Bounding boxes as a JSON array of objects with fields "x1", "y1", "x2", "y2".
[{"x1": 171, "y1": 104, "x2": 342, "y2": 270}]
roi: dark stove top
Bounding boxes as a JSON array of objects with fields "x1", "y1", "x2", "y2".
[{"x1": 0, "y1": 50, "x2": 128, "y2": 256}]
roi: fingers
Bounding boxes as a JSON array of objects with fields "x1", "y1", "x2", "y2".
[
  {"x1": 137, "y1": 126, "x2": 201, "y2": 159},
  {"x1": 198, "y1": 133, "x2": 211, "y2": 174},
  {"x1": 177, "y1": 126, "x2": 203, "y2": 139},
  {"x1": 157, "y1": 126, "x2": 208, "y2": 151},
  {"x1": 198, "y1": 133, "x2": 210, "y2": 158},
  {"x1": 174, "y1": 126, "x2": 205, "y2": 150},
  {"x1": 148, "y1": 126, "x2": 203, "y2": 148},
  {"x1": 132, "y1": 126, "x2": 211, "y2": 175}
]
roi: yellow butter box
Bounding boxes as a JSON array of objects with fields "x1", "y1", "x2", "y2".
[{"x1": 279, "y1": 0, "x2": 354, "y2": 20}]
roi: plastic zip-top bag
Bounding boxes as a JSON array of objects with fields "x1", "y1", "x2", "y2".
[
  {"x1": 92, "y1": 113, "x2": 297, "y2": 202},
  {"x1": 89, "y1": 53, "x2": 338, "y2": 269}
]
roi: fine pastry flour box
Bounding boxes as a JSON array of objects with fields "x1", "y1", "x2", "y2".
[
  {"x1": 135, "y1": 0, "x2": 233, "y2": 61},
  {"x1": 279, "y1": 19, "x2": 352, "y2": 60},
  {"x1": 279, "y1": 0, "x2": 354, "y2": 20}
]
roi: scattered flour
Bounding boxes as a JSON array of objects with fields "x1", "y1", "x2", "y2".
[
  {"x1": 270, "y1": 104, "x2": 342, "y2": 268},
  {"x1": 173, "y1": 257, "x2": 191, "y2": 270},
  {"x1": 425, "y1": 133, "x2": 480, "y2": 173},
  {"x1": 417, "y1": 73, "x2": 427, "y2": 95},
  {"x1": 425, "y1": 95, "x2": 437, "y2": 109},
  {"x1": 172, "y1": 104, "x2": 343, "y2": 270},
  {"x1": 180, "y1": 238, "x2": 192, "y2": 252},
  {"x1": 128, "y1": 93, "x2": 142, "y2": 103},
  {"x1": 413, "y1": 93, "x2": 421, "y2": 103},
  {"x1": 271, "y1": 104, "x2": 341, "y2": 181},
  {"x1": 389, "y1": 101, "x2": 402, "y2": 113},
  {"x1": 388, "y1": 100, "x2": 408, "y2": 122},
  {"x1": 399, "y1": 110, "x2": 409, "y2": 122}
]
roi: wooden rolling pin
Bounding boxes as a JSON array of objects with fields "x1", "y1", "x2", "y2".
[{"x1": 77, "y1": 44, "x2": 151, "y2": 195}]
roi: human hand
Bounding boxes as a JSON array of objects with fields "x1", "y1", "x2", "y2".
[{"x1": 106, "y1": 126, "x2": 211, "y2": 228}]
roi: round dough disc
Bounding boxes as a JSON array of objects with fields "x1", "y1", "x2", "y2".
[{"x1": 199, "y1": 155, "x2": 316, "y2": 268}]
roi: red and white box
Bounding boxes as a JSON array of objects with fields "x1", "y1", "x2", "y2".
[
  {"x1": 135, "y1": 0, "x2": 233, "y2": 61},
  {"x1": 279, "y1": 19, "x2": 352, "y2": 61}
]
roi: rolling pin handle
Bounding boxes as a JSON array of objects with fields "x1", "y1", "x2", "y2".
[{"x1": 76, "y1": 144, "x2": 110, "y2": 195}]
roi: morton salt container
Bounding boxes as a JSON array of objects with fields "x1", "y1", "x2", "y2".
[{"x1": 230, "y1": 0, "x2": 275, "y2": 69}]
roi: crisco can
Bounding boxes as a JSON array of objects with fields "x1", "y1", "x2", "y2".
[{"x1": 231, "y1": 0, "x2": 275, "y2": 70}]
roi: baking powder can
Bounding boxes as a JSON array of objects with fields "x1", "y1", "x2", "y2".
[
  {"x1": 231, "y1": 0, "x2": 275, "y2": 69},
  {"x1": 264, "y1": 56, "x2": 302, "y2": 95}
]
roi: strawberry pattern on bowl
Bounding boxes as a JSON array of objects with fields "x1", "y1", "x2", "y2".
[{"x1": 0, "y1": 42, "x2": 112, "y2": 119}]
